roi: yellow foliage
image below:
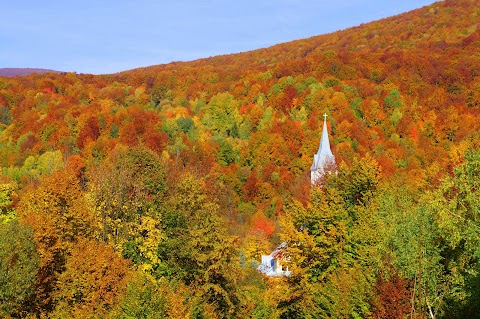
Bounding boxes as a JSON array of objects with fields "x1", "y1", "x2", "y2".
[{"x1": 136, "y1": 215, "x2": 164, "y2": 271}]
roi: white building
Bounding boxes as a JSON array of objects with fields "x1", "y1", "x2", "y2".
[
  {"x1": 257, "y1": 242, "x2": 291, "y2": 277},
  {"x1": 310, "y1": 113, "x2": 335, "y2": 185}
]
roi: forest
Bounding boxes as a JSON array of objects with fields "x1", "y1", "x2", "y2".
[{"x1": 0, "y1": 0, "x2": 479, "y2": 318}]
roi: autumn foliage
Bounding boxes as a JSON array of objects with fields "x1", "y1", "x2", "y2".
[{"x1": 1, "y1": 0, "x2": 480, "y2": 318}]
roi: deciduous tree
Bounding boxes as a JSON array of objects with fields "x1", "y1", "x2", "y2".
[{"x1": 0, "y1": 220, "x2": 39, "y2": 318}]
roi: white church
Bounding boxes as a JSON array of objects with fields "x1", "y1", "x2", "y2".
[
  {"x1": 256, "y1": 242, "x2": 290, "y2": 277},
  {"x1": 258, "y1": 113, "x2": 335, "y2": 277},
  {"x1": 310, "y1": 113, "x2": 336, "y2": 185}
]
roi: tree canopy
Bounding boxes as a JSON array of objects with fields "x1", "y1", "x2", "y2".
[{"x1": 0, "y1": 0, "x2": 480, "y2": 317}]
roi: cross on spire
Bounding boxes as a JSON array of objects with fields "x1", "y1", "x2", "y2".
[{"x1": 323, "y1": 113, "x2": 328, "y2": 121}]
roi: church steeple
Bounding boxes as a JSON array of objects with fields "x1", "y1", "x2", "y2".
[{"x1": 311, "y1": 113, "x2": 335, "y2": 185}]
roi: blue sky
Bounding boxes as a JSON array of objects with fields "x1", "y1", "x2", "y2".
[{"x1": 1, "y1": 1, "x2": 436, "y2": 75}]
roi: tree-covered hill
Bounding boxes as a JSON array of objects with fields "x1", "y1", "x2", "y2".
[
  {"x1": 1, "y1": 0, "x2": 479, "y2": 317},
  {"x1": 0, "y1": 68, "x2": 62, "y2": 77}
]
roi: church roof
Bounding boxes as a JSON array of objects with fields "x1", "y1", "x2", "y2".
[{"x1": 311, "y1": 114, "x2": 334, "y2": 172}]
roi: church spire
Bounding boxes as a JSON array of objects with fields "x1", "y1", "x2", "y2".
[{"x1": 311, "y1": 113, "x2": 335, "y2": 185}]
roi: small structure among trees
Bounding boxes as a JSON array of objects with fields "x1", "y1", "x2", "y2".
[{"x1": 257, "y1": 242, "x2": 290, "y2": 277}]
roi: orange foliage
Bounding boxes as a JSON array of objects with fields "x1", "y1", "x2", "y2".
[
  {"x1": 0, "y1": 7, "x2": 479, "y2": 314},
  {"x1": 251, "y1": 210, "x2": 276, "y2": 238},
  {"x1": 55, "y1": 238, "x2": 130, "y2": 317}
]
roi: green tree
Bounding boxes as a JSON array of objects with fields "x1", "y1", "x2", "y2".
[
  {"x1": 280, "y1": 189, "x2": 373, "y2": 318},
  {"x1": 375, "y1": 180, "x2": 449, "y2": 319},
  {"x1": 159, "y1": 173, "x2": 240, "y2": 318},
  {"x1": 201, "y1": 92, "x2": 241, "y2": 138},
  {"x1": 36, "y1": 150, "x2": 64, "y2": 175},
  {"x1": 176, "y1": 117, "x2": 195, "y2": 134},
  {"x1": 150, "y1": 85, "x2": 170, "y2": 107},
  {"x1": 278, "y1": 155, "x2": 382, "y2": 318},
  {"x1": 0, "y1": 182, "x2": 17, "y2": 223},
  {"x1": 0, "y1": 220, "x2": 39, "y2": 318},
  {"x1": 216, "y1": 138, "x2": 239, "y2": 167},
  {"x1": 383, "y1": 89, "x2": 403, "y2": 109},
  {"x1": 115, "y1": 273, "x2": 190, "y2": 319},
  {"x1": 383, "y1": 199, "x2": 444, "y2": 318},
  {"x1": 325, "y1": 153, "x2": 381, "y2": 209},
  {"x1": 0, "y1": 105, "x2": 12, "y2": 125},
  {"x1": 426, "y1": 150, "x2": 480, "y2": 318},
  {"x1": 89, "y1": 145, "x2": 167, "y2": 256}
]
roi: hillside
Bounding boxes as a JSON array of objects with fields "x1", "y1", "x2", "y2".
[
  {"x1": 1, "y1": 0, "x2": 480, "y2": 318},
  {"x1": 0, "y1": 68, "x2": 62, "y2": 77}
]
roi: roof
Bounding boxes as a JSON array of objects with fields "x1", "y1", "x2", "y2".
[{"x1": 311, "y1": 114, "x2": 334, "y2": 172}]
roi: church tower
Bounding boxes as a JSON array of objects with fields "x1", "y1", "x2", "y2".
[{"x1": 311, "y1": 113, "x2": 335, "y2": 185}]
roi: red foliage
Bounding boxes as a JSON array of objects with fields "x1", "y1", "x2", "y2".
[
  {"x1": 370, "y1": 268, "x2": 412, "y2": 319},
  {"x1": 279, "y1": 86, "x2": 298, "y2": 112},
  {"x1": 78, "y1": 117, "x2": 100, "y2": 149},
  {"x1": 243, "y1": 171, "x2": 259, "y2": 201},
  {"x1": 19, "y1": 134, "x2": 38, "y2": 154},
  {"x1": 119, "y1": 122, "x2": 138, "y2": 147},
  {"x1": 251, "y1": 210, "x2": 276, "y2": 238},
  {"x1": 144, "y1": 128, "x2": 169, "y2": 152},
  {"x1": 411, "y1": 125, "x2": 419, "y2": 142},
  {"x1": 252, "y1": 216, "x2": 275, "y2": 238},
  {"x1": 66, "y1": 155, "x2": 85, "y2": 177}
]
